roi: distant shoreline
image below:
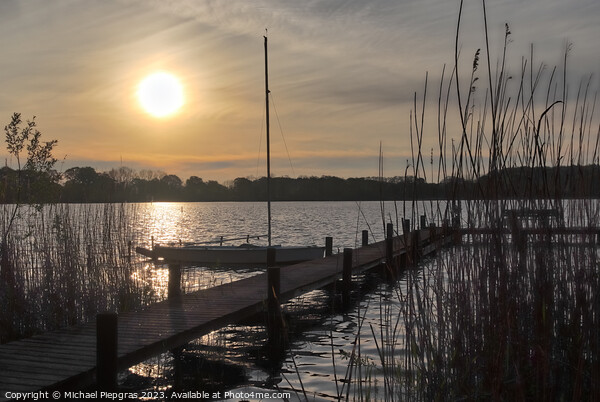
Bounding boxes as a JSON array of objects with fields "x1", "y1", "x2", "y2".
[{"x1": 1, "y1": 164, "x2": 599, "y2": 204}]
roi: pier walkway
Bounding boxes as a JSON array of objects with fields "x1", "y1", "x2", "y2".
[{"x1": 0, "y1": 227, "x2": 450, "y2": 400}]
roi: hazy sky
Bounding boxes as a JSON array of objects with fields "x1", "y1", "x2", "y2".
[{"x1": 1, "y1": 0, "x2": 599, "y2": 182}]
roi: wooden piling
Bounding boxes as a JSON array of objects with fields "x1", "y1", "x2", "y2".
[
  {"x1": 267, "y1": 247, "x2": 279, "y2": 303},
  {"x1": 385, "y1": 237, "x2": 395, "y2": 279},
  {"x1": 399, "y1": 250, "x2": 407, "y2": 270},
  {"x1": 266, "y1": 247, "x2": 280, "y2": 329},
  {"x1": 325, "y1": 237, "x2": 333, "y2": 256},
  {"x1": 168, "y1": 264, "x2": 182, "y2": 299},
  {"x1": 420, "y1": 215, "x2": 426, "y2": 229},
  {"x1": 96, "y1": 313, "x2": 118, "y2": 391},
  {"x1": 402, "y1": 219, "x2": 410, "y2": 235},
  {"x1": 410, "y1": 230, "x2": 420, "y2": 265},
  {"x1": 362, "y1": 230, "x2": 369, "y2": 247},
  {"x1": 127, "y1": 241, "x2": 132, "y2": 262},
  {"x1": 387, "y1": 223, "x2": 394, "y2": 239},
  {"x1": 266, "y1": 247, "x2": 284, "y2": 353},
  {"x1": 342, "y1": 248, "x2": 352, "y2": 309}
]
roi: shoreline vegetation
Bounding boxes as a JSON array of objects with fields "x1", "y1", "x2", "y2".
[{"x1": 1, "y1": 164, "x2": 600, "y2": 203}]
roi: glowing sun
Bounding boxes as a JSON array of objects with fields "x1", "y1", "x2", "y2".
[{"x1": 137, "y1": 72, "x2": 184, "y2": 118}]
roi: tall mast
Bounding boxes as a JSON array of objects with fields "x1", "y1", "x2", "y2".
[{"x1": 264, "y1": 35, "x2": 272, "y2": 246}]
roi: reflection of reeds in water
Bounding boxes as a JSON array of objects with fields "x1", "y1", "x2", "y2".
[
  {"x1": 0, "y1": 203, "x2": 153, "y2": 343},
  {"x1": 362, "y1": 2, "x2": 600, "y2": 400}
]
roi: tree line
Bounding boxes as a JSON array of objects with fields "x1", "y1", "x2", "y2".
[{"x1": 1, "y1": 164, "x2": 599, "y2": 204}]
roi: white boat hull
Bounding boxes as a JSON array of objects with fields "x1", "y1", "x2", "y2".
[{"x1": 148, "y1": 244, "x2": 324, "y2": 265}]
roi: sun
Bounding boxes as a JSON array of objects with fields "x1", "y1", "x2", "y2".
[{"x1": 137, "y1": 72, "x2": 184, "y2": 118}]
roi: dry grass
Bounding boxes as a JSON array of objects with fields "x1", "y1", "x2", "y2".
[{"x1": 0, "y1": 203, "x2": 153, "y2": 343}]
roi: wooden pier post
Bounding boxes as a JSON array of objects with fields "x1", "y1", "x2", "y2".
[
  {"x1": 266, "y1": 247, "x2": 280, "y2": 329},
  {"x1": 420, "y1": 215, "x2": 426, "y2": 229},
  {"x1": 399, "y1": 249, "x2": 407, "y2": 270},
  {"x1": 168, "y1": 264, "x2": 182, "y2": 299},
  {"x1": 387, "y1": 223, "x2": 394, "y2": 239},
  {"x1": 400, "y1": 219, "x2": 410, "y2": 270},
  {"x1": 325, "y1": 237, "x2": 333, "y2": 257},
  {"x1": 402, "y1": 219, "x2": 410, "y2": 235},
  {"x1": 266, "y1": 247, "x2": 284, "y2": 354},
  {"x1": 267, "y1": 248, "x2": 279, "y2": 307},
  {"x1": 385, "y1": 237, "x2": 395, "y2": 279},
  {"x1": 96, "y1": 312, "x2": 118, "y2": 391},
  {"x1": 362, "y1": 230, "x2": 369, "y2": 247},
  {"x1": 127, "y1": 241, "x2": 132, "y2": 262},
  {"x1": 429, "y1": 223, "x2": 436, "y2": 242},
  {"x1": 411, "y1": 230, "x2": 420, "y2": 265},
  {"x1": 342, "y1": 248, "x2": 353, "y2": 309}
]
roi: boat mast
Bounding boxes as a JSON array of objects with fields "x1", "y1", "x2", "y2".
[{"x1": 264, "y1": 34, "x2": 272, "y2": 246}]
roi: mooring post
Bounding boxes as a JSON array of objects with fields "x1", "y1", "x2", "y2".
[
  {"x1": 267, "y1": 247, "x2": 279, "y2": 305},
  {"x1": 399, "y1": 219, "x2": 410, "y2": 270},
  {"x1": 266, "y1": 247, "x2": 284, "y2": 352},
  {"x1": 402, "y1": 219, "x2": 410, "y2": 235},
  {"x1": 420, "y1": 215, "x2": 426, "y2": 230},
  {"x1": 411, "y1": 229, "x2": 420, "y2": 265},
  {"x1": 342, "y1": 248, "x2": 353, "y2": 309},
  {"x1": 151, "y1": 236, "x2": 154, "y2": 249},
  {"x1": 362, "y1": 230, "x2": 369, "y2": 247},
  {"x1": 386, "y1": 223, "x2": 394, "y2": 239},
  {"x1": 429, "y1": 223, "x2": 436, "y2": 243},
  {"x1": 399, "y1": 250, "x2": 407, "y2": 270},
  {"x1": 168, "y1": 264, "x2": 182, "y2": 300},
  {"x1": 127, "y1": 241, "x2": 132, "y2": 262},
  {"x1": 325, "y1": 237, "x2": 333, "y2": 256},
  {"x1": 96, "y1": 312, "x2": 118, "y2": 391},
  {"x1": 385, "y1": 237, "x2": 395, "y2": 279},
  {"x1": 267, "y1": 247, "x2": 280, "y2": 326}
]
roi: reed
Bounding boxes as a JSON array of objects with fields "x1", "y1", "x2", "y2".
[
  {"x1": 356, "y1": 1, "x2": 600, "y2": 400},
  {"x1": 0, "y1": 203, "x2": 153, "y2": 343}
]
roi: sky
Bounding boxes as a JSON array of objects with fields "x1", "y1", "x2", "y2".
[{"x1": 1, "y1": 0, "x2": 599, "y2": 183}]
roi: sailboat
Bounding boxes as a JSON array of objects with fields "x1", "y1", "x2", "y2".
[{"x1": 136, "y1": 36, "x2": 324, "y2": 265}]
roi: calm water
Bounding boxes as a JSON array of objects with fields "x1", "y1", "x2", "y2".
[
  {"x1": 122, "y1": 201, "x2": 445, "y2": 400},
  {"x1": 132, "y1": 200, "x2": 445, "y2": 250}
]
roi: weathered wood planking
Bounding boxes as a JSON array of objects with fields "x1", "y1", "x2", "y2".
[{"x1": 0, "y1": 228, "x2": 449, "y2": 401}]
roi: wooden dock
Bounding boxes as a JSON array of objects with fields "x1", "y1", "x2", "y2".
[{"x1": 0, "y1": 227, "x2": 450, "y2": 400}]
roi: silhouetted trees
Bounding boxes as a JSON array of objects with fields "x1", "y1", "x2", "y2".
[{"x1": 1, "y1": 164, "x2": 599, "y2": 204}]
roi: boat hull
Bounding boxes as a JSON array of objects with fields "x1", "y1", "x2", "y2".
[{"x1": 141, "y1": 245, "x2": 324, "y2": 265}]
